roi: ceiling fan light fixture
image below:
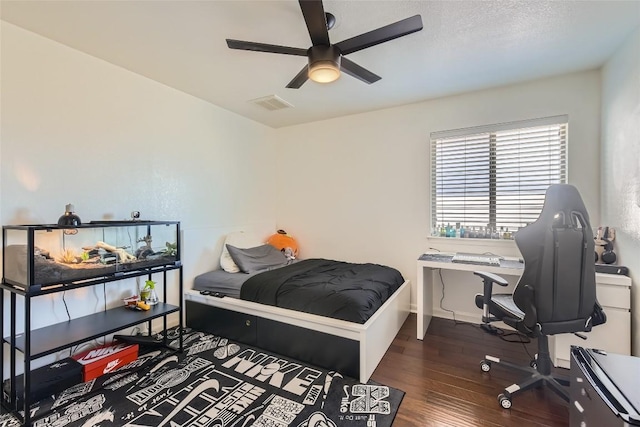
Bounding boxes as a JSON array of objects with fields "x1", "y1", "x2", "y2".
[
  {"x1": 308, "y1": 45, "x2": 341, "y2": 84},
  {"x1": 309, "y1": 60, "x2": 340, "y2": 83}
]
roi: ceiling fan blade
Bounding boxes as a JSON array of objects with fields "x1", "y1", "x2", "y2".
[
  {"x1": 226, "y1": 39, "x2": 307, "y2": 56},
  {"x1": 299, "y1": 0, "x2": 330, "y2": 46},
  {"x1": 340, "y1": 57, "x2": 381, "y2": 84},
  {"x1": 286, "y1": 65, "x2": 309, "y2": 89},
  {"x1": 335, "y1": 15, "x2": 423, "y2": 55}
]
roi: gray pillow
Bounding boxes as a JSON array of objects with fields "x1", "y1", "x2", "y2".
[{"x1": 225, "y1": 244, "x2": 288, "y2": 274}]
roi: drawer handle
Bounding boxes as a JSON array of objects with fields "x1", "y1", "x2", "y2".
[{"x1": 245, "y1": 320, "x2": 251, "y2": 327}]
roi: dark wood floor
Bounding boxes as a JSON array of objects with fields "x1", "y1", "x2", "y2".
[{"x1": 370, "y1": 314, "x2": 570, "y2": 427}]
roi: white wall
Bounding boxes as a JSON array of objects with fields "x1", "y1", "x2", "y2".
[
  {"x1": 601, "y1": 27, "x2": 640, "y2": 355},
  {"x1": 274, "y1": 70, "x2": 602, "y2": 319},
  {"x1": 1, "y1": 22, "x2": 277, "y2": 367}
]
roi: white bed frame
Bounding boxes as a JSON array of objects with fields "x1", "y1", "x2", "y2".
[{"x1": 184, "y1": 279, "x2": 410, "y2": 383}]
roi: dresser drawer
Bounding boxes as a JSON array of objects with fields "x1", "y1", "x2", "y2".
[
  {"x1": 597, "y1": 283, "x2": 631, "y2": 310},
  {"x1": 552, "y1": 309, "x2": 631, "y2": 368}
]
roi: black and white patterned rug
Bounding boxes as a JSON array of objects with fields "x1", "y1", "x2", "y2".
[{"x1": 0, "y1": 329, "x2": 404, "y2": 427}]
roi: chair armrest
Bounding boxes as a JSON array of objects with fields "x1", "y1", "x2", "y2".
[
  {"x1": 473, "y1": 271, "x2": 509, "y2": 286},
  {"x1": 474, "y1": 271, "x2": 509, "y2": 323}
]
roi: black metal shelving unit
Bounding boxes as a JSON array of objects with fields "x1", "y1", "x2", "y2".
[{"x1": 0, "y1": 221, "x2": 183, "y2": 426}]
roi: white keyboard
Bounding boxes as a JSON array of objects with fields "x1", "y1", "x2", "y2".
[{"x1": 451, "y1": 252, "x2": 501, "y2": 266}]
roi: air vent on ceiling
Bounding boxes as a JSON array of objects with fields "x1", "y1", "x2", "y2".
[{"x1": 250, "y1": 95, "x2": 294, "y2": 111}]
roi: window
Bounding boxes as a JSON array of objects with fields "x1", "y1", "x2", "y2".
[{"x1": 430, "y1": 116, "x2": 567, "y2": 234}]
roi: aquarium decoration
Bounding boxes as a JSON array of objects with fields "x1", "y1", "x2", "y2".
[
  {"x1": 140, "y1": 280, "x2": 158, "y2": 305},
  {"x1": 135, "y1": 235, "x2": 154, "y2": 259},
  {"x1": 163, "y1": 242, "x2": 177, "y2": 257},
  {"x1": 59, "y1": 248, "x2": 78, "y2": 264}
]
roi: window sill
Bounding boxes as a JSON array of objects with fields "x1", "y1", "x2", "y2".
[{"x1": 425, "y1": 236, "x2": 520, "y2": 257}]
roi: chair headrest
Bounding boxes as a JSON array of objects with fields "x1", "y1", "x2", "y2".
[{"x1": 538, "y1": 184, "x2": 590, "y2": 229}]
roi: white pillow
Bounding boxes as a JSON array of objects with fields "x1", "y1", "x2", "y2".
[{"x1": 220, "y1": 231, "x2": 264, "y2": 273}]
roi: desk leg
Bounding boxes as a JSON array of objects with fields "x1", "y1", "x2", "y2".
[{"x1": 417, "y1": 265, "x2": 433, "y2": 339}]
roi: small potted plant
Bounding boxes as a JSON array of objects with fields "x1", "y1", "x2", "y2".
[{"x1": 140, "y1": 280, "x2": 159, "y2": 305}]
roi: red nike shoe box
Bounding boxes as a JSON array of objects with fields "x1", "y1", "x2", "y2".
[{"x1": 72, "y1": 343, "x2": 139, "y2": 381}]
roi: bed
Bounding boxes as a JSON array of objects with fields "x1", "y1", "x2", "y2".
[{"x1": 185, "y1": 246, "x2": 410, "y2": 383}]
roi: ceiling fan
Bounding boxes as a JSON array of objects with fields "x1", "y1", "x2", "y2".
[{"x1": 226, "y1": 0, "x2": 423, "y2": 89}]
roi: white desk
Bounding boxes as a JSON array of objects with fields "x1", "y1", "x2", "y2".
[
  {"x1": 416, "y1": 253, "x2": 632, "y2": 368},
  {"x1": 416, "y1": 253, "x2": 524, "y2": 339}
]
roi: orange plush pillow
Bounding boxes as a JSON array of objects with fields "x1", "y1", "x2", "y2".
[{"x1": 266, "y1": 230, "x2": 298, "y2": 259}]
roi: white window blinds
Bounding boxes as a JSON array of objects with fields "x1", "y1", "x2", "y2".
[{"x1": 430, "y1": 116, "x2": 568, "y2": 232}]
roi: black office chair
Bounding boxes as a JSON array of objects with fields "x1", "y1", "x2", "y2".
[{"x1": 474, "y1": 184, "x2": 606, "y2": 409}]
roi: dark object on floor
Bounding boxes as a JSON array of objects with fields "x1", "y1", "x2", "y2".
[
  {"x1": 113, "y1": 334, "x2": 165, "y2": 347},
  {"x1": 474, "y1": 184, "x2": 606, "y2": 409},
  {"x1": 2, "y1": 358, "x2": 82, "y2": 408}
]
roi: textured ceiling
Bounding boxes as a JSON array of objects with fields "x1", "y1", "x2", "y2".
[{"x1": 2, "y1": 0, "x2": 639, "y2": 128}]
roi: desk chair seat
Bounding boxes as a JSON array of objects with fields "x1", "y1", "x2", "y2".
[
  {"x1": 473, "y1": 184, "x2": 606, "y2": 409},
  {"x1": 474, "y1": 293, "x2": 524, "y2": 324}
]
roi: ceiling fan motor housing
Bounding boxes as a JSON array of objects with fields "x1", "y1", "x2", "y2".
[{"x1": 307, "y1": 45, "x2": 341, "y2": 83}]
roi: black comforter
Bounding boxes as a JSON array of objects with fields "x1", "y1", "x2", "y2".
[{"x1": 239, "y1": 258, "x2": 404, "y2": 323}]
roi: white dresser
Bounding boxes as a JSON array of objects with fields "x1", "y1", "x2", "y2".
[{"x1": 550, "y1": 272, "x2": 632, "y2": 369}]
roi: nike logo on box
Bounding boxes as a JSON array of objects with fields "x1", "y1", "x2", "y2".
[
  {"x1": 103, "y1": 359, "x2": 122, "y2": 374},
  {"x1": 77, "y1": 344, "x2": 133, "y2": 364}
]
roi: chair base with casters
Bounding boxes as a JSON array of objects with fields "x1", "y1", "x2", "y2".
[
  {"x1": 479, "y1": 333, "x2": 569, "y2": 409},
  {"x1": 474, "y1": 271, "x2": 572, "y2": 409}
]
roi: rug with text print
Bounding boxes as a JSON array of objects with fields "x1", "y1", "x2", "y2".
[{"x1": 0, "y1": 328, "x2": 404, "y2": 427}]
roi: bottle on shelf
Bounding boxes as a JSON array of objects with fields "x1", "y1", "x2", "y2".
[{"x1": 503, "y1": 227, "x2": 512, "y2": 239}]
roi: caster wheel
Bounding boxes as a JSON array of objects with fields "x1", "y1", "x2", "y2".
[
  {"x1": 498, "y1": 393, "x2": 512, "y2": 409},
  {"x1": 530, "y1": 360, "x2": 537, "y2": 369},
  {"x1": 480, "y1": 360, "x2": 491, "y2": 372}
]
